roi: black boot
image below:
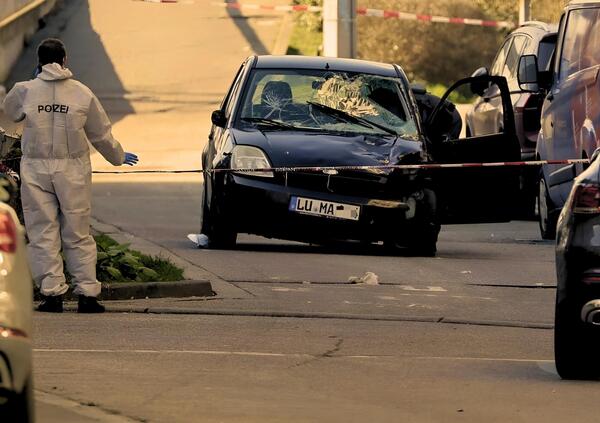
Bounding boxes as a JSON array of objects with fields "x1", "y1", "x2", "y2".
[
  {"x1": 77, "y1": 296, "x2": 105, "y2": 314},
  {"x1": 37, "y1": 295, "x2": 64, "y2": 313}
]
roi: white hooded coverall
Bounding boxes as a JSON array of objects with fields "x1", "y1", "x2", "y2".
[{"x1": 2, "y1": 63, "x2": 125, "y2": 297}]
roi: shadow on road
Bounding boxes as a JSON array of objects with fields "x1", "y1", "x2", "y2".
[
  {"x1": 5, "y1": 0, "x2": 133, "y2": 124},
  {"x1": 206, "y1": 241, "x2": 498, "y2": 260},
  {"x1": 224, "y1": 0, "x2": 269, "y2": 55}
]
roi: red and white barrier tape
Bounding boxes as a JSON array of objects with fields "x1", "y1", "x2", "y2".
[
  {"x1": 212, "y1": 2, "x2": 514, "y2": 28},
  {"x1": 356, "y1": 7, "x2": 514, "y2": 28},
  {"x1": 212, "y1": 2, "x2": 321, "y2": 12},
  {"x1": 90, "y1": 159, "x2": 590, "y2": 174}
]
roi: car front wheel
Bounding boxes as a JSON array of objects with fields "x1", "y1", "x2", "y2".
[
  {"x1": 538, "y1": 175, "x2": 557, "y2": 240},
  {"x1": 385, "y1": 189, "x2": 440, "y2": 257},
  {"x1": 201, "y1": 182, "x2": 237, "y2": 249},
  {"x1": 2, "y1": 376, "x2": 34, "y2": 423}
]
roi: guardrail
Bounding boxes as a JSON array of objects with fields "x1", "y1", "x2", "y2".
[
  {"x1": 0, "y1": 0, "x2": 47, "y2": 30},
  {"x1": 0, "y1": 0, "x2": 57, "y2": 83}
]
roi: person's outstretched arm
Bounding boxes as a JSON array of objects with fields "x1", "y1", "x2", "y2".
[{"x1": 84, "y1": 94, "x2": 126, "y2": 166}]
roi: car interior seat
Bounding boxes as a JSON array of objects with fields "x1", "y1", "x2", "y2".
[
  {"x1": 368, "y1": 87, "x2": 406, "y2": 120},
  {"x1": 255, "y1": 81, "x2": 293, "y2": 119}
]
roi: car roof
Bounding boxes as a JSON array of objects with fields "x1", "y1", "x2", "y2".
[
  {"x1": 518, "y1": 21, "x2": 558, "y2": 34},
  {"x1": 567, "y1": 0, "x2": 600, "y2": 9},
  {"x1": 569, "y1": 0, "x2": 600, "y2": 5},
  {"x1": 253, "y1": 55, "x2": 400, "y2": 78}
]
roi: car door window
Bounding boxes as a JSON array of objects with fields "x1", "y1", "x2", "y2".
[
  {"x1": 537, "y1": 37, "x2": 557, "y2": 72},
  {"x1": 559, "y1": 7, "x2": 600, "y2": 81},
  {"x1": 224, "y1": 66, "x2": 246, "y2": 119},
  {"x1": 490, "y1": 38, "x2": 513, "y2": 76},
  {"x1": 218, "y1": 64, "x2": 246, "y2": 122},
  {"x1": 503, "y1": 35, "x2": 528, "y2": 90}
]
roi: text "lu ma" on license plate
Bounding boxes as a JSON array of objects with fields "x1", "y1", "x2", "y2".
[{"x1": 289, "y1": 196, "x2": 360, "y2": 221}]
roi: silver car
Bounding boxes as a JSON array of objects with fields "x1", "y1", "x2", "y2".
[{"x1": 0, "y1": 133, "x2": 34, "y2": 421}]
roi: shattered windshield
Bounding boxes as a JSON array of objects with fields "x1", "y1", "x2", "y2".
[{"x1": 237, "y1": 69, "x2": 419, "y2": 138}]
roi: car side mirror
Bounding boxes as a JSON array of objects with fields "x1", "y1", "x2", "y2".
[
  {"x1": 211, "y1": 110, "x2": 227, "y2": 128},
  {"x1": 469, "y1": 67, "x2": 490, "y2": 97},
  {"x1": 410, "y1": 83, "x2": 427, "y2": 96},
  {"x1": 518, "y1": 55, "x2": 539, "y2": 92}
]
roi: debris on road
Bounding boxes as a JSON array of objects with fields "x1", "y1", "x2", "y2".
[
  {"x1": 188, "y1": 233, "x2": 209, "y2": 248},
  {"x1": 348, "y1": 272, "x2": 379, "y2": 285}
]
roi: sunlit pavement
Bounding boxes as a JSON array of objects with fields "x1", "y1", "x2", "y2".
[{"x1": 2, "y1": 0, "x2": 600, "y2": 421}]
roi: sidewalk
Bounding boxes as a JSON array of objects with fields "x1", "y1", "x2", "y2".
[{"x1": 36, "y1": 390, "x2": 138, "y2": 423}]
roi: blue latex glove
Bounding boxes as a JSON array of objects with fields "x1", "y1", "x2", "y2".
[{"x1": 123, "y1": 152, "x2": 139, "y2": 166}]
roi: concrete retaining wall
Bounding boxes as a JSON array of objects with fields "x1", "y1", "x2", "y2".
[{"x1": 0, "y1": 0, "x2": 57, "y2": 84}]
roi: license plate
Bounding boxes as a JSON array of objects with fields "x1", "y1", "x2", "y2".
[{"x1": 289, "y1": 196, "x2": 360, "y2": 221}]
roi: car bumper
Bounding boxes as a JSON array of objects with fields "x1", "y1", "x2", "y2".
[
  {"x1": 556, "y1": 213, "x2": 600, "y2": 306},
  {"x1": 224, "y1": 174, "x2": 415, "y2": 242}
]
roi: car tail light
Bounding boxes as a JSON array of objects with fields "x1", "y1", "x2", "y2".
[
  {"x1": 572, "y1": 184, "x2": 600, "y2": 215},
  {"x1": 582, "y1": 269, "x2": 600, "y2": 285},
  {"x1": 0, "y1": 326, "x2": 28, "y2": 339},
  {"x1": 0, "y1": 212, "x2": 17, "y2": 253}
]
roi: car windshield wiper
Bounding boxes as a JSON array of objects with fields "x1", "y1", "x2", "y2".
[
  {"x1": 241, "y1": 117, "x2": 298, "y2": 130},
  {"x1": 307, "y1": 101, "x2": 398, "y2": 136}
]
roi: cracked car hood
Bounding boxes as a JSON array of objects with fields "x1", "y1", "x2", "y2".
[{"x1": 231, "y1": 128, "x2": 424, "y2": 169}]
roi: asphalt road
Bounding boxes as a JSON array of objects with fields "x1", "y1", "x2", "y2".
[{"x1": 2, "y1": 0, "x2": 600, "y2": 421}]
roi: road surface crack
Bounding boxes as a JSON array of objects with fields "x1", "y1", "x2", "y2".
[{"x1": 289, "y1": 338, "x2": 344, "y2": 369}]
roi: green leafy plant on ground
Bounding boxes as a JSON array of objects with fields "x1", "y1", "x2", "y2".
[{"x1": 95, "y1": 235, "x2": 184, "y2": 283}]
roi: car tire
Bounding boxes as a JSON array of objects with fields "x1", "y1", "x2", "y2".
[
  {"x1": 201, "y1": 182, "x2": 237, "y2": 249},
  {"x1": 538, "y1": 174, "x2": 557, "y2": 240},
  {"x1": 385, "y1": 189, "x2": 440, "y2": 257},
  {"x1": 554, "y1": 300, "x2": 600, "y2": 380},
  {"x1": 3, "y1": 376, "x2": 34, "y2": 423}
]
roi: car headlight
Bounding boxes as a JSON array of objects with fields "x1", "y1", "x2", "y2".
[{"x1": 231, "y1": 146, "x2": 274, "y2": 178}]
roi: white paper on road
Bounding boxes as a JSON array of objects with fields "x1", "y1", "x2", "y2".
[
  {"x1": 187, "y1": 233, "x2": 209, "y2": 248},
  {"x1": 348, "y1": 272, "x2": 379, "y2": 285}
]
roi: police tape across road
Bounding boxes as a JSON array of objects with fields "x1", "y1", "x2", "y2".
[
  {"x1": 211, "y1": 2, "x2": 515, "y2": 29},
  {"x1": 89, "y1": 159, "x2": 591, "y2": 174}
]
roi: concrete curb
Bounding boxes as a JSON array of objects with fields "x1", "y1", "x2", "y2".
[
  {"x1": 99, "y1": 280, "x2": 214, "y2": 300},
  {"x1": 35, "y1": 280, "x2": 214, "y2": 301},
  {"x1": 60, "y1": 305, "x2": 555, "y2": 330}
]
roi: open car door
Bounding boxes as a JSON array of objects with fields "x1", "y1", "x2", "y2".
[{"x1": 424, "y1": 75, "x2": 521, "y2": 224}]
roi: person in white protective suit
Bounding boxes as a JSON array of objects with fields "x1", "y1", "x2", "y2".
[{"x1": 2, "y1": 38, "x2": 139, "y2": 313}]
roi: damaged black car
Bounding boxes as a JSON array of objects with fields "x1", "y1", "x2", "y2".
[{"x1": 201, "y1": 55, "x2": 521, "y2": 255}]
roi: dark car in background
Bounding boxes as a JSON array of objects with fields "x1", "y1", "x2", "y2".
[
  {"x1": 554, "y1": 147, "x2": 600, "y2": 379},
  {"x1": 466, "y1": 21, "x2": 558, "y2": 215},
  {"x1": 201, "y1": 55, "x2": 521, "y2": 256},
  {"x1": 518, "y1": 1, "x2": 600, "y2": 240}
]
